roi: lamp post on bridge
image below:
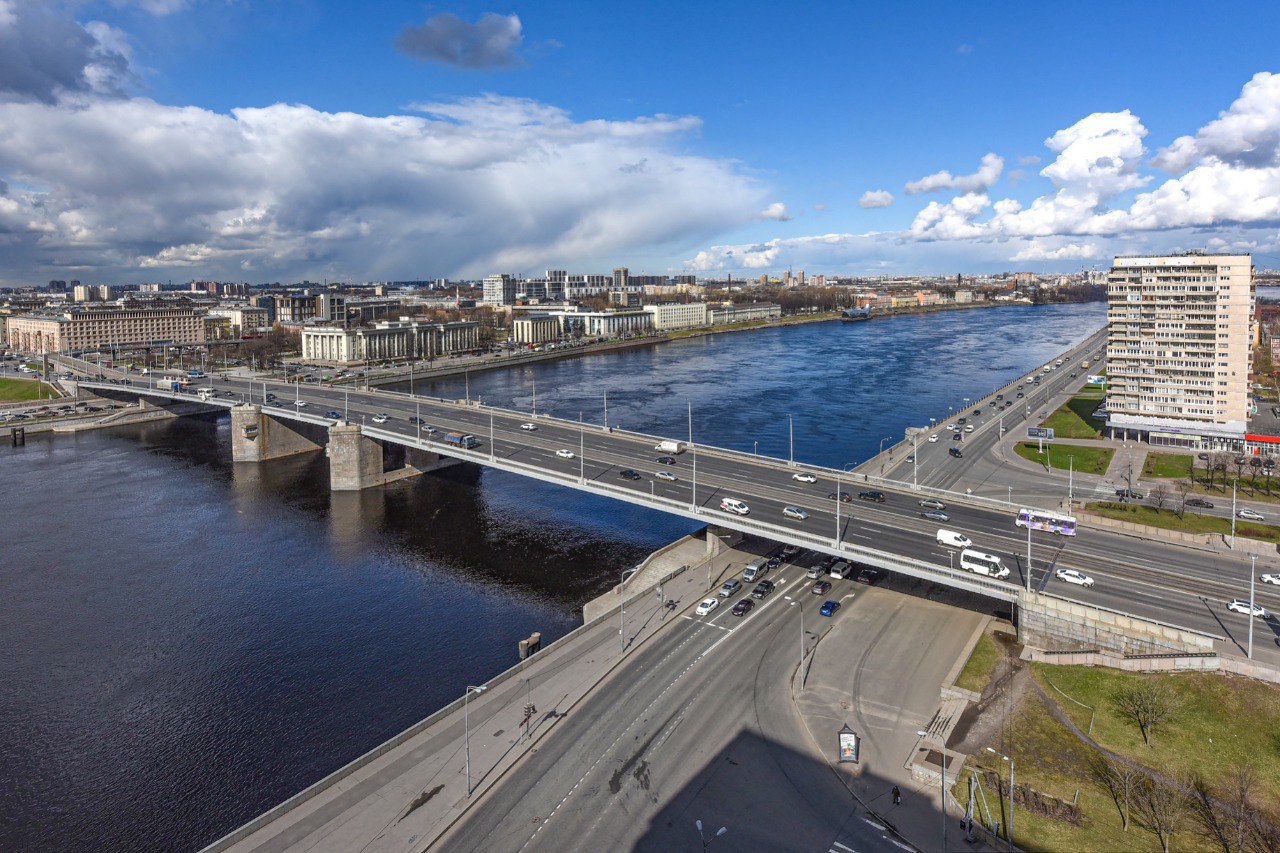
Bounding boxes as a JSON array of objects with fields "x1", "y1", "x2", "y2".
[
  {"x1": 464, "y1": 685, "x2": 487, "y2": 795},
  {"x1": 620, "y1": 566, "x2": 639, "y2": 654},
  {"x1": 879, "y1": 435, "x2": 892, "y2": 475},
  {"x1": 788, "y1": 413, "x2": 794, "y2": 466}
]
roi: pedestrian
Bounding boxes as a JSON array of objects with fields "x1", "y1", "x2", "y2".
[{"x1": 891, "y1": 785, "x2": 901, "y2": 806}]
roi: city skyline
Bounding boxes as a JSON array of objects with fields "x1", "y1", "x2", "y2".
[{"x1": 2, "y1": 2, "x2": 1279, "y2": 284}]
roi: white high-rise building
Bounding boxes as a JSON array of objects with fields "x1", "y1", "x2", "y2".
[
  {"x1": 1105, "y1": 252, "x2": 1254, "y2": 448},
  {"x1": 482, "y1": 274, "x2": 518, "y2": 306}
]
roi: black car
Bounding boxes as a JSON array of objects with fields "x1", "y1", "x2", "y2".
[
  {"x1": 827, "y1": 491, "x2": 853, "y2": 502},
  {"x1": 751, "y1": 580, "x2": 776, "y2": 599},
  {"x1": 1186, "y1": 498, "x2": 1214, "y2": 509},
  {"x1": 854, "y1": 568, "x2": 882, "y2": 585},
  {"x1": 996, "y1": 393, "x2": 1004, "y2": 400},
  {"x1": 410, "y1": 415, "x2": 425, "y2": 425},
  {"x1": 952, "y1": 433, "x2": 963, "y2": 441},
  {"x1": 656, "y1": 456, "x2": 677, "y2": 465},
  {"x1": 731, "y1": 599, "x2": 754, "y2": 617},
  {"x1": 857, "y1": 490, "x2": 886, "y2": 503},
  {"x1": 1115, "y1": 488, "x2": 1145, "y2": 501},
  {"x1": 619, "y1": 469, "x2": 642, "y2": 481},
  {"x1": 325, "y1": 410, "x2": 341, "y2": 419},
  {"x1": 1016, "y1": 392, "x2": 1025, "y2": 398},
  {"x1": 766, "y1": 557, "x2": 782, "y2": 570},
  {"x1": 957, "y1": 417, "x2": 966, "y2": 424},
  {"x1": 950, "y1": 447, "x2": 963, "y2": 458},
  {"x1": 972, "y1": 409, "x2": 981, "y2": 416}
]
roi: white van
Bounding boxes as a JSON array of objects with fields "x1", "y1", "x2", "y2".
[
  {"x1": 743, "y1": 559, "x2": 768, "y2": 583},
  {"x1": 720, "y1": 498, "x2": 750, "y2": 516},
  {"x1": 960, "y1": 549, "x2": 1009, "y2": 579},
  {"x1": 829, "y1": 560, "x2": 851, "y2": 579},
  {"x1": 937, "y1": 529, "x2": 972, "y2": 549}
]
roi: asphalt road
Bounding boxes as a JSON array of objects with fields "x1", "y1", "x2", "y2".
[
  {"x1": 435, "y1": 550, "x2": 955, "y2": 853},
  {"x1": 73, "y1": 361, "x2": 1280, "y2": 663}
]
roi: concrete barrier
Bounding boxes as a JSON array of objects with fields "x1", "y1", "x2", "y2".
[
  {"x1": 1018, "y1": 590, "x2": 1218, "y2": 656},
  {"x1": 1078, "y1": 509, "x2": 1280, "y2": 555},
  {"x1": 1022, "y1": 647, "x2": 1280, "y2": 684}
]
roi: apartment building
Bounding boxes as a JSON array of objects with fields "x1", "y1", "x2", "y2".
[
  {"x1": 1105, "y1": 252, "x2": 1254, "y2": 448},
  {"x1": 483, "y1": 274, "x2": 518, "y2": 306},
  {"x1": 7, "y1": 303, "x2": 207, "y2": 353}
]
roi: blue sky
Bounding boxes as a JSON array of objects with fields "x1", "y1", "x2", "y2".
[{"x1": 1, "y1": 1, "x2": 1279, "y2": 283}]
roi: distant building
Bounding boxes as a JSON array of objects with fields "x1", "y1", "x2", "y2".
[
  {"x1": 512, "y1": 315, "x2": 562, "y2": 345},
  {"x1": 72, "y1": 284, "x2": 112, "y2": 302},
  {"x1": 609, "y1": 290, "x2": 641, "y2": 308},
  {"x1": 300, "y1": 319, "x2": 479, "y2": 363},
  {"x1": 953, "y1": 290, "x2": 974, "y2": 304},
  {"x1": 706, "y1": 303, "x2": 781, "y2": 325},
  {"x1": 8, "y1": 303, "x2": 207, "y2": 352},
  {"x1": 552, "y1": 309, "x2": 653, "y2": 337},
  {"x1": 643, "y1": 302, "x2": 708, "y2": 330},
  {"x1": 483, "y1": 274, "x2": 519, "y2": 306},
  {"x1": 612, "y1": 267, "x2": 629, "y2": 290}
]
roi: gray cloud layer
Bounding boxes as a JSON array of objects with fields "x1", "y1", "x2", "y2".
[
  {"x1": 395, "y1": 12, "x2": 524, "y2": 69},
  {"x1": 0, "y1": 2, "x2": 134, "y2": 103}
]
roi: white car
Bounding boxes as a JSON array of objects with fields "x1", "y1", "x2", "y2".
[
  {"x1": 1237, "y1": 508, "x2": 1266, "y2": 521},
  {"x1": 720, "y1": 498, "x2": 750, "y2": 515},
  {"x1": 555, "y1": 449, "x2": 575, "y2": 459},
  {"x1": 371, "y1": 413, "x2": 389, "y2": 424},
  {"x1": 783, "y1": 505, "x2": 809, "y2": 520},
  {"x1": 1227, "y1": 599, "x2": 1269, "y2": 618},
  {"x1": 695, "y1": 598, "x2": 719, "y2": 616},
  {"x1": 293, "y1": 400, "x2": 307, "y2": 407},
  {"x1": 1055, "y1": 568, "x2": 1095, "y2": 588},
  {"x1": 655, "y1": 470, "x2": 677, "y2": 481},
  {"x1": 520, "y1": 423, "x2": 537, "y2": 431},
  {"x1": 928, "y1": 434, "x2": 939, "y2": 442},
  {"x1": 1261, "y1": 573, "x2": 1280, "y2": 585},
  {"x1": 792, "y1": 472, "x2": 817, "y2": 483}
]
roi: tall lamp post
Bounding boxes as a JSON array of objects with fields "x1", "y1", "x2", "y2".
[
  {"x1": 986, "y1": 747, "x2": 1015, "y2": 852},
  {"x1": 464, "y1": 685, "x2": 487, "y2": 795},
  {"x1": 1248, "y1": 554, "x2": 1258, "y2": 658},
  {"x1": 1068, "y1": 454, "x2": 1074, "y2": 503},
  {"x1": 918, "y1": 729, "x2": 948, "y2": 853},
  {"x1": 620, "y1": 566, "x2": 639, "y2": 654},
  {"x1": 784, "y1": 595, "x2": 806, "y2": 685},
  {"x1": 788, "y1": 414, "x2": 795, "y2": 466},
  {"x1": 879, "y1": 435, "x2": 892, "y2": 474},
  {"x1": 695, "y1": 819, "x2": 727, "y2": 851}
]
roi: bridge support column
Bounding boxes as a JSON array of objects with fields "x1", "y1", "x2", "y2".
[
  {"x1": 704, "y1": 525, "x2": 741, "y2": 557},
  {"x1": 328, "y1": 423, "x2": 425, "y2": 491},
  {"x1": 230, "y1": 404, "x2": 321, "y2": 463}
]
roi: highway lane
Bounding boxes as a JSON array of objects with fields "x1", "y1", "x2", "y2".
[
  {"x1": 80, "y1": 370, "x2": 1280, "y2": 654},
  {"x1": 437, "y1": 554, "x2": 916, "y2": 853}
]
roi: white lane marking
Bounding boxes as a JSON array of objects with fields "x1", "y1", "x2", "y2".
[{"x1": 834, "y1": 839, "x2": 861, "y2": 850}]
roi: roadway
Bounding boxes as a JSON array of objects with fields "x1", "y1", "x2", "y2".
[
  {"x1": 70, "y1": 362, "x2": 1280, "y2": 664},
  {"x1": 436, "y1": 547, "x2": 973, "y2": 853}
]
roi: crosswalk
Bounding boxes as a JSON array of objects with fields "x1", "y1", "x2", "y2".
[{"x1": 824, "y1": 819, "x2": 917, "y2": 852}]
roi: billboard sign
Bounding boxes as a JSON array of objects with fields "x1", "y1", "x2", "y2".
[
  {"x1": 1087, "y1": 374, "x2": 1107, "y2": 385},
  {"x1": 1027, "y1": 427, "x2": 1055, "y2": 440},
  {"x1": 838, "y1": 724, "x2": 860, "y2": 763}
]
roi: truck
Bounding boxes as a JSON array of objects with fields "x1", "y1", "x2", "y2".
[
  {"x1": 169, "y1": 380, "x2": 190, "y2": 393},
  {"x1": 443, "y1": 432, "x2": 479, "y2": 449},
  {"x1": 1081, "y1": 360, "x2": 1090, "y2": 369},
  {"x1": 654, "y1": 440, "x2": 685, "y2": 454}
]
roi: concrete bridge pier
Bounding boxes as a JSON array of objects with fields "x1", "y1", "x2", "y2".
[
  {"x1": 230, "y1": 404, "x2": 322, "y2": 463},
  {"x1": 704, "y1": 524, "x2": 742, "y2": 557},
  {"x1": 327, "y1": 423, "x2": 458, "y2": 490}
]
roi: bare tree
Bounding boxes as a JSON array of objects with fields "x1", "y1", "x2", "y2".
[
  {"x1": 1134, "y1": 775, "x2": 1188, "y2": 853},
  {"x1": 1112, "y1": 679, "x2": 1181, "y2": 746},
  {"x1": 1149, "y1": 483, "x2": 1170, "y2": 513},
  {"x1": 1210, "y1": 452, "x2": 1233, "y2": 492},
  {"x1": 1175, "y1": 479, "x2": 1195, "y2": 519},
  {"x1": 1090, "y1": 752, "x2": 1143, "y2": 831}
]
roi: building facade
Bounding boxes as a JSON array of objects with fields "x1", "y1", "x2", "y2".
[
  {"x1": 7, "y1": 303, "x2": 208, "y2": 353},
  {"x1": 512, "y1": 315, "x2": 563, "y2": 345},
  {"x1": 483, "y1": 274, "x2": 518, "y2": 306},
  {"x1": 300, "y1": 320, "x2": 479, "y2": 364},
  {"x1": 706, "y1": 302, "x2": 782, "y2": 325},
  {"x1": 643, "y1": 302, "x2": 708, "y2": 330},
  {"x1": 1105, "y1": 252, "x2": 1254, "y2": 448}
]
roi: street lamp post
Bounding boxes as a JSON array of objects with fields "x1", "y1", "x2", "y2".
[
  {"x1": 1231, "y1": 478, "x2": 1238, "y2": 547},
  {"x1": 1068, "y1": 455, "x2": 1074, "y2": 503},
  {"x1": 1248, "y1": 554, "x2": 1257, "y2": 658},
  {"x1": 464, "y1": 685, "x2": 487, "y2": 795},
  {"x1": 788, "y1": 414, "x2": 794, "y2": 466},
  {"x1": 919, "y1": 729, "x2": 947, "y2": 852},
  {"x1": 1025, "y1": 520, "x2": 1033, "y2": 593},
  {"x1": 620, "y1": 567, "x2": 639, "y2": 654},
  {"x1": 785, "y1": 596, "x2": 805, "y2": 685},
  {"x1": 695, "y1": 820, "x2": 727, "y2": 851},
  {"x1": 986, "y1": 747, "x2": 1015, "y2": 852}
]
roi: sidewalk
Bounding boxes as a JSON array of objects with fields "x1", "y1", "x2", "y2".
[{"x1": 206, "y1": 538, "x2": 757, "y2": 853}]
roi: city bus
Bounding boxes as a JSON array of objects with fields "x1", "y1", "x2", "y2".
[
  {"x1": 1015, "y1": 508, "x2": 1078, "y2": 536},
  {"x1": 959, "y1": 549, "x2": 1010, "y2": 579}
]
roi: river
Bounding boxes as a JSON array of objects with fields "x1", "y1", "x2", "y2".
[{"x1": 0, "y1": 301, "x2": 1105, "y2": 851}]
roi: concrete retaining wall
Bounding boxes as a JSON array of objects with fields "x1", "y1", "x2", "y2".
[
  {"x1": 1078, "y1": 510, "x2": 1279, "y2": 555},
  {"x1": 581, "y1": 531, "x2": 706, "y2": 623},
  {"x1": 1023, "y1": 647, "x2": 1280, "y2": 684},
  {"x1": 1018, "y1": 591, "x2": 1216, "y2": 656}
]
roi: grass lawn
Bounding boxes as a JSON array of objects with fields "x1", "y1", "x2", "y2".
[
  {"x1": 1029, "y1": 665, "x2": 1280, "y2": 825},
  {"x1": 1142, "y1": 451, "x2": 1193, "y2": 478},
  {"x1": 1015, "y1": 442, "x2": 1114, "y2": 475},
  {"x1": 1040, "y1": 394, "x2": 1107, "y2": 439},
  {"x1": 1085, "y1": 500, "x2": 1280, "y2": 542},
  {"x1": 954, "y1": 631, "x2": 1000, "y2": 693},
  {"x1": 0, "y1": 377, "x2": 60, "y2": 402}
]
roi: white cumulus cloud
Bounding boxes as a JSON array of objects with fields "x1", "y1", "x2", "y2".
[
  {"x1": 758, "y1": 202, "x2": 792, "y2": 221},
  {"x1": 904, "y1": 152, "x2": 1003, "y2": 195},
  {"x1": 1153, "y1": 71, "x2": 1280, "y2": 172},
  {"x1": 858, "y1": 189, "x2": 894, "y2": 209}
]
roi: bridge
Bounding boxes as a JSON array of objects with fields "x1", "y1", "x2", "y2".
[{"x1": 52, "y1": 352, "x2": 1280, "y2": 666}]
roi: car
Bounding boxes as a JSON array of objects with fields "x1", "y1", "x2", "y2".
[
  {"x1": 819, "y1": 600, "x2": 841, "y2": 617},
  {"x1": 854, "y1": 568, "x2": 882, "y2": 585},
  {"x1": 950, "y1": 447, "x2": 963, "y2": 459},
  {"x1": 921, "y1": 509, "x2": 950, "y2": 522},
  {"x1": 919, "y1": 498, "x2": 946, "y2": 510},
  {"x1": 1260, "y1": 573, "x2": 1280, "y2": 585},
  {"x1": 964, "y1": 425, "x2": 975, "y2": 433},
  {"x1": 996, "y1": 393, "x2": 1004, "y2": 400},
  {"x1": 718, "y1": 579, "x2": 742, "y2": 597},
  {"x1": 857, "y1": 490, "x2": 886, "y2": 503},
  {"x1": 720, "y1": 498, "x2": 750, "y2": 515},
  {"x1": 972, "y1": 409, "x2": 982, "y2": 416},
  {"x1": 767, "y1": 557, "x2": 782, "y2": 570},
  {"x1": 783, "y1": 505, "x2": 809, "y2": 520},
  {"x1": 1227, "y1": 599, "x2": 1269, "y2": 618},
  {"x1": 618, "y1": 469, "x2": 642, "y2": 481},
  {"x1": 905, "y1": 454, "x2": 915, "y2": 463},
  {"x1": 928, "y1": 434, "x2": 939, "y2": 442},
  {"x1": 957, "y1": 417, "x2": 966, "y2": 425},
  {"x1": 657, "y1": 456, "x2": 677, "y2": 465},
  {"x1": 811, "y1": 580, "x2": 832, "y2": 595},
  {"x1": 520, "y1": 423, "x2": 537, "y2": 431},
  {"x1": 1055, "y1": 568, "x2": 1095, "y2": 588},
  {"x1": 409, "y1": 415, "x2": 425, "y2": 425},
  {"x1": 1238, "y1": 508, "x2": 1266, "y2": 521},
  {"x1": 751, "y1": 580, "x2": 776, "y2": 599},
  {"x1": 422, "y1": 426, "x2": 437, "y2": 435},
  {"x1": 371, "y1": 413, "x2": 389, "y2": 423},
  {"x1": 781, "y1": 545, "x2": 801, "y2": 558},
  {"x1": 1016, "y1": 392, "x2": 1025, "y2": 398},
  {"x1": 827, "y1": 491, "x2": 853, "y2": 502},
  {"x1": 731, "y1": 599, "x2": 755, "y2": 617},
  {"x1": 952, "y1": 433, "x2": 964, "y2": 441},
  {"x1": 655, "y1": 470, "x2": 677, "y2": 481},
  {"x1": 792, "y1": 472, "x2": 817, "y2": 483},
  {"x1": 325, "y1": 410, "x2": 341, "y2": 419},
  {"x1": 695, "y1": 598, "x2": 719, "y2": 616},
  {"x1": 1114, "y1": 488, "x2": 1144, "y2": 501},
  {"x1": 1186, "y1": 498, "x2": 1214, "y2": 509},
  {"x1": 555, "y1": 449, "x2": 575, "y2": 459},
  {"x1": 265, "y1": 392, "x2": 277, "y2": 401},
  {"x1": 294, "y1": 400, "x2": 308, "y2": 407}
]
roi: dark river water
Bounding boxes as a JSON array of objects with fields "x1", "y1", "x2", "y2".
[{"x1": 0, "y1": 302, "x2": 1105, "y2": 851}]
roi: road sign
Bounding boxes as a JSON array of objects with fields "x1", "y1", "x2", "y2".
[{"x1": 1027, "y1": 427, "x2": 1055, "y2": 440}]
